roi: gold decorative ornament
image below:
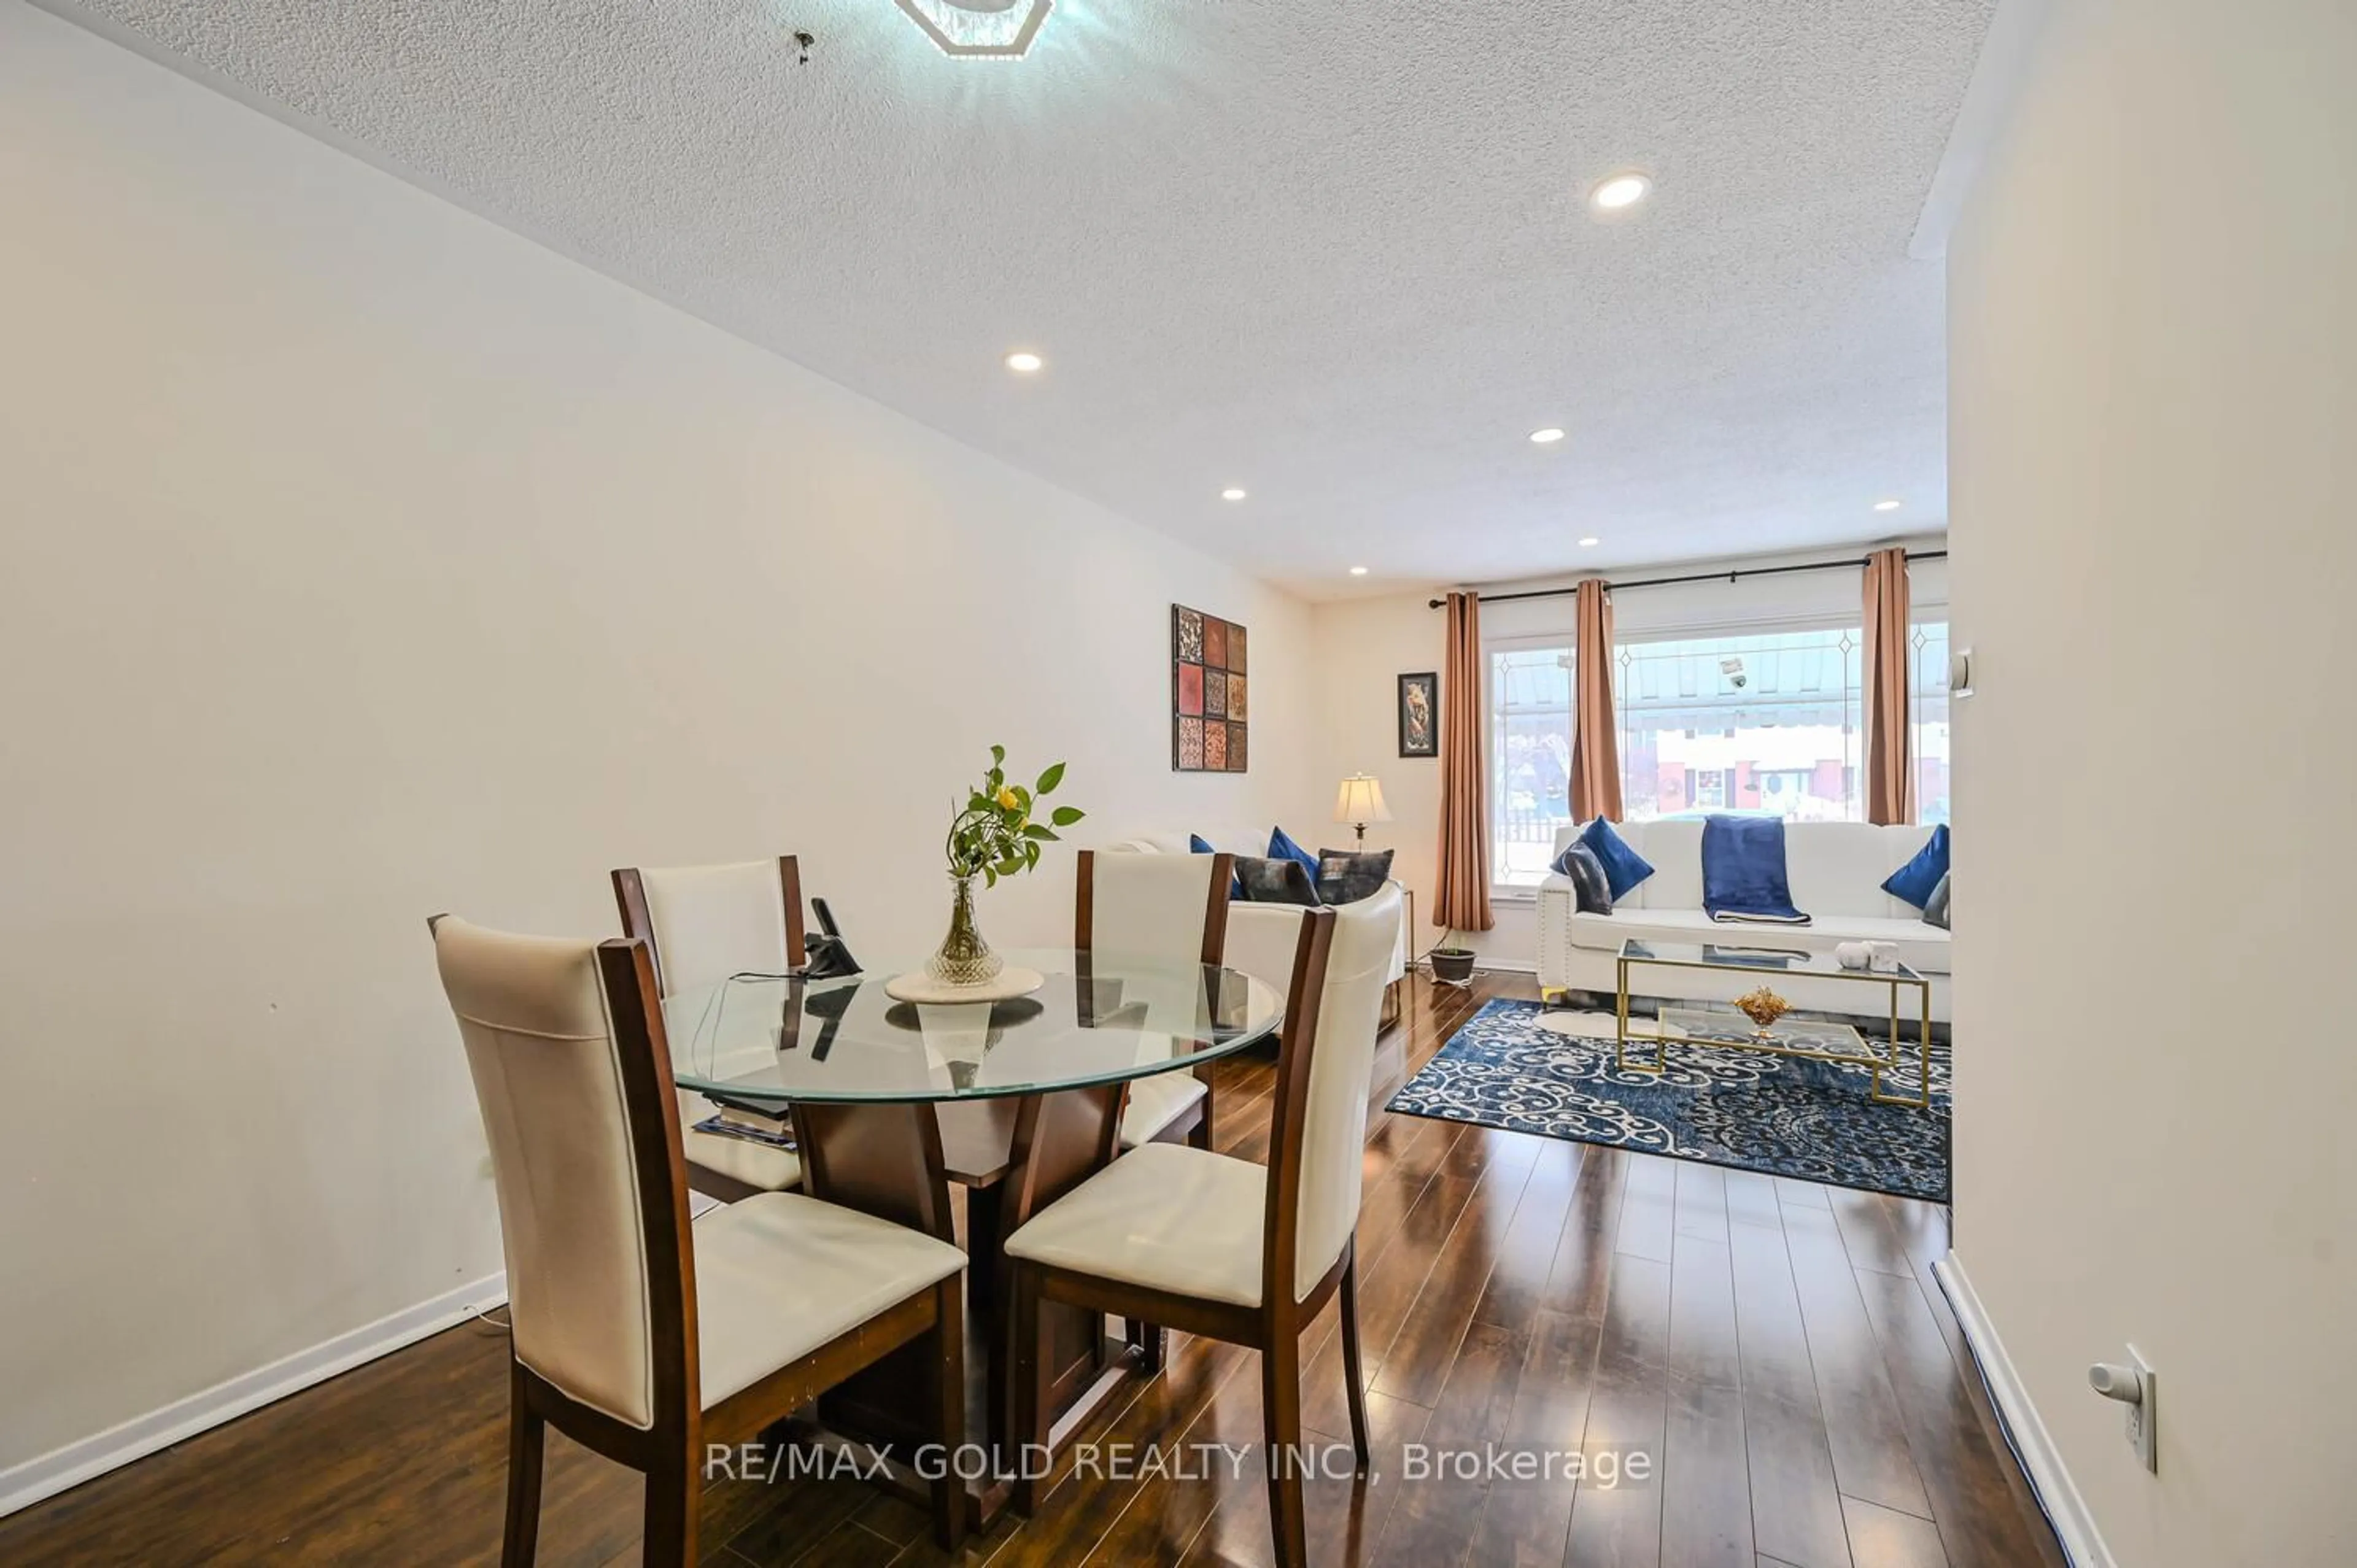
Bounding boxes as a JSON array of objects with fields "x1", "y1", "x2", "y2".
[{"x1": 1733, "y1": 986, "x2": 1792, "y2": 1037}]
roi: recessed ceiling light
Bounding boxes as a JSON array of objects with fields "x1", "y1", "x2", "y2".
[
  {"x1": 1578, "y1": 536, "x2": 1601, "y2": 547},
  {"x1": 1349, "y1": 566, "x2": 1369, "y2": 576},
  {"x1": 1530, "y1": 427, "x2": 1566, "y2": 444},
  {"x1": 1590, "y1": 172, "x2": 1652, "y2": 212},
  {"x1": 1004, "y1": 350, "x2": 1043, "y2": 373},
  {"x1": 1873, "y1": 498, "x2": 1902, "y2": 512},
  {"x1": 1220, "y1": 487, "x2": 1248, "y2": 502}
]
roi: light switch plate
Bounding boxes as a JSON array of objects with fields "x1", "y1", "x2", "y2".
[{"x1": 2123, "y1": 1345, "x2": 2157, "y2": 1473}]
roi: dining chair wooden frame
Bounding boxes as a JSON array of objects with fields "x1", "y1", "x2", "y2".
[
  {"x1": 432, "y1": 921, "x2": 966, "y2": 1566},
  {"x1": 1005, "y1": 906, "x2": 1370, "y2": 1568},
  {"x1": 1073, "y1": 847, "x2": 1233, "y2": 1153}
]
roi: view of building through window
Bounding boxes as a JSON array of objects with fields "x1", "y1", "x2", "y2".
[
  {"x1": 1488, "y1": 619, "x2": 1951, "y2": 889},
  {"x1": 1616, "y1": 626, "x2": 1863, "y2": 824}
]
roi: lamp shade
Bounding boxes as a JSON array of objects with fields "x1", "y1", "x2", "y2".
[{"x1": 1333, "y1": 774, "x2": 1393, "y2": 825}]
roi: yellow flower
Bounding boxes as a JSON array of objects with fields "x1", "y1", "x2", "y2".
[{"x1": 996, "y1": 786, "x2": 1020, "y2": 812}]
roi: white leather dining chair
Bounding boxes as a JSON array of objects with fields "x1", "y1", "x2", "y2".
[
  {"x1": 1002, "y1": 884, "x2": 1403, "y2": 1568},
  {"x1": 430, "y1": 916, "x2": 969, "y2": 1565},
  {"x1": 612, "y1": 857, "x2": 806, "y2": 1199},
  {"x1": 1074, "y1": 848, "x2": 1234, "y2": 1152}
]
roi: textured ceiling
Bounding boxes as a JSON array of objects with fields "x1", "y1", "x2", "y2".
[{"x1": 64, "y1": 0, "x2": 1993, "y2": 598}]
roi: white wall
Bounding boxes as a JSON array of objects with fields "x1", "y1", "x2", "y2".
[
  {"x1": 1948, "y1": 0, "x2": 2356, "y2": 1562},
  {"x1": 0, "y1": 2, "x2": 1318, "y2": 1483},
  {"x1": 1312, "y1": 546, "x2": 1946, "y2": 968}
]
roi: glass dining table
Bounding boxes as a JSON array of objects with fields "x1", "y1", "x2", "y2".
[
  {"x1": 663, "y1": 947, "x2": 1283, "y2": 1111},
  {"x1": 658, "y1": 948, "x2": 1285, "y2": 1515}
]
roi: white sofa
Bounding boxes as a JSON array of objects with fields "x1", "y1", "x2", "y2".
[
  {"x1": 1108, "y1": 830, "x2": 1412, "y2": 1006},
  {"x1": 1538, "y1": 819, "x2": 1951, "y2": 1024}
]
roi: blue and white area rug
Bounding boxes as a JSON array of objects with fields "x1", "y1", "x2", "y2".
[{"x1": 1387, "y1": 999, "x2": 1951, "y2": 1202}]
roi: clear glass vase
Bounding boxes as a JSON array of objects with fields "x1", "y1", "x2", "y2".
[{"x1": 926, "y1": 874, "x2": 1004, "y2": 986}]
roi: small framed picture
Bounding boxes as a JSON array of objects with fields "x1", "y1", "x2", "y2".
[{"x1": 1398, "y1": 671, "x2": 1438, "y2": 757}]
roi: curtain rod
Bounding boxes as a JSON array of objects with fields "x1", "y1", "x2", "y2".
[{"x1": 1425, "y1": 549, "x2": 1948, "y2": 609}]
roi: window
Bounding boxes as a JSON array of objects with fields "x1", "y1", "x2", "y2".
[
  {"x1": 1488, "y1": 644, "x2": 1573, "y2": 889},
  {"x1": 1483, "y1": 612, "x2": 1952, "y2": 889},
  {"x1": 1910, "y1": 619, "x2": 1951, "y2": 824},
  {"x1": 1615, "y1": 625, "x2": 1864, "y2": 822}
]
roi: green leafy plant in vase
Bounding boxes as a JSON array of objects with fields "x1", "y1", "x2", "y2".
[{"x1": 927, "y1": 746, "x2": 1086, "y2": 986}]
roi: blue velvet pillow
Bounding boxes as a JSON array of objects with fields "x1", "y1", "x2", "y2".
[
  {"x1": 1579, "y1": 818, "x2": 1655, "y2": 902},
  {"x1": 1268, "y1": 825, "x2": 1320, "y2": 882},
  {"x1": 1882, "y1": 824, "x2": 1952, "y2": 910},
  {"x1": 1190, "y1": 833, "x2": 1242, "y2": 900}
]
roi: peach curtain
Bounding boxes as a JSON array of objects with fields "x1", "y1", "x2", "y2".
[
  {"x1": 1568, "y1": 579, "x2": 1623, "y2": 822},
  {"x1": 1862, "y1": 546, "x2": 1917, "y2": 825},
  {"x1": 1434, "y1": 591, "x2": 1493, "y2": 934}
]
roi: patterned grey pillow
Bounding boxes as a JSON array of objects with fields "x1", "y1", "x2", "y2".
[
  {"x1": 1550, "y1": 840, "x2": 1614, "y2": 914},
  {"x1": 1234, "y1": 855, "x2": 1322, "y2": 906},
  {"x1": 1922, "y1": 871, "x2": 1951, "y2": 930},
  {"x1": 1314, "y1": 847, "x2": 1395, "y2": 905}
]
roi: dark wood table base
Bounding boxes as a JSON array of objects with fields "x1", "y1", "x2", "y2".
[{"x1": 793, "y1": 1082, "x2": 1136, "y2": 1529}]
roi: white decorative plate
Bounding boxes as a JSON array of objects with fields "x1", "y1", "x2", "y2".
[{"x1": 881, "y1": 965, "x2": 1047, "y2": 1005}]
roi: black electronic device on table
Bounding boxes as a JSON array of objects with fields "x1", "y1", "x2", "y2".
[{"x1": 802, "y1": 897, "x2": 861, "y2": 979}]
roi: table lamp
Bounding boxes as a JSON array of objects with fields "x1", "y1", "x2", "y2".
[{"x1": 1332, "y1": 774, "x2": 1393, "y2": 844}]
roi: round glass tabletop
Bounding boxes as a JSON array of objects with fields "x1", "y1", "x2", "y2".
[{"x1": 662, "y1": 947, "x2": 1283, "y2": 1105}]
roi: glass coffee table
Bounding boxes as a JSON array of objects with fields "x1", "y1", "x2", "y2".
[{"x1": 1616, "y1": 938, "x2": 1935, "y2": 1108}]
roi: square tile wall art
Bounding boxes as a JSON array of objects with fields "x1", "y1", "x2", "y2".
[{"x1": 1173, "y1": 604, "x2": 1248, "y2": 773}]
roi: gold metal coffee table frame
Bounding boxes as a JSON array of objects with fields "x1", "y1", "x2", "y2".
[{"x1": 1614, "y1": 940, "x2": 1935, "y2": 1108}]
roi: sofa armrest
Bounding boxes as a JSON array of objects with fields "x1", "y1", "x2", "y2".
[
  {"x1": 1223, "y1": 887, "x2": 1411, "y2": 998},
  {"x1": 1382, "y1": 878, "x2": 1410, "y2": 983},
  {"x1": 1536, "y1": 874, "x2": 1581, "y2": 993}
]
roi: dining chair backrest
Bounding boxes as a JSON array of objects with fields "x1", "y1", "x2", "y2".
[
  {"x1": 613, "y1": 857, "x2": 805, "y2": 998},
  {"x1": 1267, "y1": 884, "x2": 1404, "y2": 1303},
  {"x1": 1077, "y1": 848, "x2": 1232, "y2": 967},
  {"x1": 431, "y1": 917, "x2": 694, "y2": 1434}
]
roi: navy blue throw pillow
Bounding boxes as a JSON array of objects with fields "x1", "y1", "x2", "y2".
[
  {"x1": 1268, "y1": 825, "x2": 1320, "y2": 882},
  {"x1": 1882, "y1": 824, "x2": 1952, "y2": 910},
  {"x1": 1550, "y1": 840, "x2": 1614, "y2": 913},
  {"x1": 1579, "y1": 819, "x2": 1655, "y2": 902},
  {"x1": 1189, "y1": 834, "x2": 1242, "y2": 900}
]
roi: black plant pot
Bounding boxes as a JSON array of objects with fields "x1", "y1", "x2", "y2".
[{"x1": 1429, "y1": 949, "x2": 1476, "y2": 986}]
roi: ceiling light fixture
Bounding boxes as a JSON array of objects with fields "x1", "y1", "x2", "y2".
[
  {"x1": 1578, "y1": 536, "x2": 1601, "y2": 548},
  {"x1": 1873, "y1": 498, "x2": 1902, "y2": 512},
  {"x1": 1004, "y1": 350, "x2": 1043, "y2": 374},
  {"x1": 1220, "y1": 487, "x2": 1248, "y2": 502},
  {"x1": 1350, "y1": 566, "x2": 1369, "y2": 576},
  {"x1": 894, "y1": 0, "x2": 1053, "y2": 58},
  {"x1": 1530, "y1": 427, "x2": 1566, "y2": 444},
  {"x1": 1590, "y1": 172, "x2": 1652, "y2": 211}
]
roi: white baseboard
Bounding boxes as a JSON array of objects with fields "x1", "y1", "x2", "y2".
[
  {"x1": 0, "y1": 1272, "x2": 508, "y2": 1521},
  {"x1": 1933, "y1": 1253, "x2": 2114, "y2": 1568}
]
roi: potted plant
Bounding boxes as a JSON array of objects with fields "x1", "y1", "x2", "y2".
[
  {"x1": 1428, "y1": 929, "x2": 1477, "y2": 987},
  {"x1": 926, "y1": 744, "x2": 1085, "y2": 986}
]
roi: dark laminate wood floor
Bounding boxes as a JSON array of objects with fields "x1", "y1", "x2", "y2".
[{"x1": 0, "y1": 973, "x2": 2064, "y2": 1568}]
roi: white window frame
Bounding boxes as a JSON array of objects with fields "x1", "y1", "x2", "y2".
[{"x1": 1482, "y1": 631, "x2": 1578, "y2": 900}]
